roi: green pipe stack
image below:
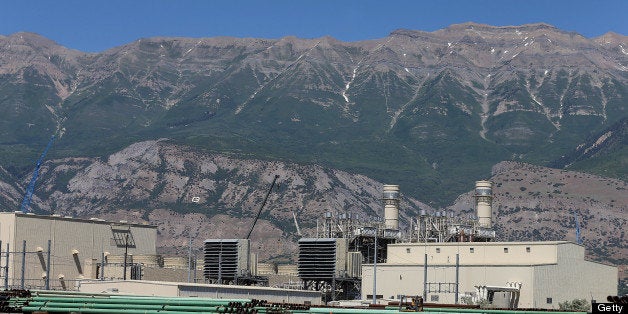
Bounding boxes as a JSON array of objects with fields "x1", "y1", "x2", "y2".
[
  {"x1": 21, "y1": 295, "x2": 268, "y2": 314},
  {"x1": 2, "y1": 290, "x2": 588, "y2": 314}
]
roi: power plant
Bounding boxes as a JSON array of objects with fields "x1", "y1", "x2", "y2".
[
  {"x1": 194, "y1": 179, "x2": 617, "y2": 308},
  {"x1": 0, "y1": 178, "x2": 617, "y2": 310},
  {"x1": 411, "y1": 181, "x2": 495, "y2": 243}
]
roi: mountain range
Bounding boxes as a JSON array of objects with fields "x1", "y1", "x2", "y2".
[{"x1": 0, "y1": 23, "x2": 625, "y2": 273}]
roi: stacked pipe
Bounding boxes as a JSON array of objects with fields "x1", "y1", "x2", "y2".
[
  {"x1": 9, "y1": 291, "x2": 594, "y2": 314},
  {"x1": 0, "y1": 290, "x2": 31, "y2": 313},
  {"x1": 21, "y1": 296, "x2": 260, "y2": 313}
]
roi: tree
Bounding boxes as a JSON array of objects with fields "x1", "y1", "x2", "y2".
[{"x1": 558, "y1": 299, "x2": 590, "y2": 312}]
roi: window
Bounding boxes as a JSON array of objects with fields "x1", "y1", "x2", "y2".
[
  {"x1": 431, "y1": 295, "x2": 439, "y2": 302},
  {"x1": 406, "y1": 248, "x2": 411, "y2": 253},
  {"x1": 526, "y1": 247, "x2": 531, "y2": 253},
  {"x1": 436, "y1": 248, "x2": 441, "y2": 253},
  {"x1": 470, "y1": 248, "x2": 475, "y2": 253},
  {"x1": 504, "y1": 248, "x2": 509, "y2": 253},
  {"x1": 546, "y1": 298, "x2": 553, "y2": 304}
]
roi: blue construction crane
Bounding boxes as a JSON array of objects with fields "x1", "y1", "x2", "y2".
[
  {"x1": 573, "y1": 211, "x2": 583, "y2": 245},
  {"x1": 19, "y1": 135, "x2": 55, "y2": 213}
]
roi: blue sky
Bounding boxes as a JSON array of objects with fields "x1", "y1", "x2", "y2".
[{"x1": 2, "y1": 0, "x2": 626, "y2": 52}]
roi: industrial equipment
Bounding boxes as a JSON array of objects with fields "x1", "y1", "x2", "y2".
[
  {"x1": 411, "y1": 180, "x2": 495, "y2": 243},
  {"x1": 203, "y1": 175, "x2": 279, "y2": 286}
]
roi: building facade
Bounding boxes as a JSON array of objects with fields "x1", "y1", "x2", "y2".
[
  {"x1": 362, "y1": 241, "x2": 616, "y2": 309},
  {"x1": 79, "y1": 280, "x2": 323, "y2": 305},
  {"x1": 0, "y1": 212, "x2": 156, "y2": 290}
]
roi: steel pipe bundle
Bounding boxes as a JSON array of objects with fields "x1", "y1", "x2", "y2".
[
  {"x1": 21, "y1": 295, "x2": 260, "y2": 313},
  {"x1": 11, "y1": 290, "x2": 593, "y2": 314}
]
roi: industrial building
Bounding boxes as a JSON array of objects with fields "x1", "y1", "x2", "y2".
[
  {"x1": 0, "y1": 211, "x2": 157, "y2": 290},
  {"x1": 78, "y1": 280, "x2": 322, "y2": 305},
  {"x1": 357, "y1": 181, "x2": 618, "y2": 309},
  {"x1": 293, "y1": 181, "x2": 618, "y2": 308},
  {"x1": 361, "y1": 241, "x2": 617, "y2": 309}
]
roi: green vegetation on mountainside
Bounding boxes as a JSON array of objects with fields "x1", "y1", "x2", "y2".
[{"x1": 1, "y1": 32, "x2": 626, "y2": 207}]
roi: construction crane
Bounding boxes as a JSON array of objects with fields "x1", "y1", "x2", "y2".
[
  {"x1": 245, "y1": 174, "x2": 280, "y2": 239},
  {"x1": 242, "y1": 174, "x2": 279, "y2": 283},
  {"x1": 573, "y1": 211, "x2": 583, "y2": 245},
  {"x1": 20, "y1": 135, "x2": 55, "y2": 213}
]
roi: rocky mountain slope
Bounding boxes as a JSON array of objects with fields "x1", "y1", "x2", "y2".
[
  {"x1": 17, "y1": 140, "x2": 428, "y2": 261},
  {"x1": 448, "y1": 161, "x2": 626, "y2": 264},
  {"x1": 1, "y1": 141, "x2": 624, "y2": 267},
  {"x1": 0, "y1": 23, "x2": 625, "y2": 279},
  {"x1": 0, "y1": 23, "x2": 626, "y2": 206}
]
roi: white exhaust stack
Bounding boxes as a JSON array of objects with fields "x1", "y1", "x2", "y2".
[
  {"x1": 475, "y1": 181, "x2": 493, "y2": 228},
  {"x1": 383, "y1": 185, "x2": 400, "y2": 230}
]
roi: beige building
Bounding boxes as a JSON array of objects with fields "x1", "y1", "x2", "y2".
[
  {"x1": 0, "y1": 212, "x2": 156, "y2": 290},
  {"x1": 79, "y1": 280, "x2": 323, "y2": 305},
  {"x1": 362, "y1": 241, "x2": 616, "y2": 309}
]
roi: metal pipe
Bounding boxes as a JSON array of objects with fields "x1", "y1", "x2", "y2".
[
  {"x1": 123, "y1": 233, "x2": 129, "y2": 280},
  {"x1": 27, "y1": 301, "x2": 230, "y2": 312},
  {"x1": 31, "y1": 296, "x2": 246, "y2": 306},
  {"x1": 188, "y1": 230, "x2": 192, "y2": 283},
  {"x1": 45, "y1": 239, "x2": 51, "y2": 290},
  {"x1": 4, "y1": 243, "x2": 8, "y2": 290},
  {"x1": 22, "y1": 306, "x2": 213, "y2": 314},
  {"x1": 308, "y1": 308, "x2": 401, "y2": 313},
  {"x1": 455, "y1": 253, "x2": 460, "y2": 304},
  {"x1": 100, "y1": 250, "x2": 105, "y2": 280},
  {"x1": 423, "y1": 253, "x2": 428, "y2": 300},
  {"x1": 21, "y1": 240, "x2": 26, "y2": 289},
  {"x1": 372, "y1": 228, "x2": 377, "y2": 304}
]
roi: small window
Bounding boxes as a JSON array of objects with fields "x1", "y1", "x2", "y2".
[
  {"x1": 546, "y1": 298, "x2": 553, "y2": 304},
  {"x1": 504, "y1": 248, "x2": 509, "y2": 253},
  {"x1": 469, "y1": 248, "x2": 475, "y2": 253},
  {"x1": 526, "y1": 247, "x2": 531, "y2": 253},
  {"x1": 436, "y1": 248, "x2": 441, "y2": 253},
  {"x1": 406, "y1": 248, "x2": 411, "y2": 253},
  {"x1": 431, "y1": 295, "x2": 439, "y2": 302}
]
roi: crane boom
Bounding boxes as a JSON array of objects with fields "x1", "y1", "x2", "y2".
[
  {"x1": 20, "y1": 135, "x2": 55, "y2": 213},
  {"x1": 292, "y1": 209, "x2": 302, "y2": 236},
  {"x1": 246, "y1": 175, "x2": 279, "y2": 239}
]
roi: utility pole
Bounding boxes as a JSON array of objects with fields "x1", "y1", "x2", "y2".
[
  {"x1": 123, "y1": 234, "x2": 129, "y2": 280},
  {"x1": 4, "y1": 243, "x2": 9, "y2": 290},
  {"x1": 188, "y1": 230, "x2": 192, "y2": 283},
  {"x1": 372, "y1": 228, "x2": 377, "y2": 305},
  {"x1": 21, "y1": 240, "x2": 26, "y2": 289},
  {"x1": 45, "y1": 240, "x2": 51, "y2": 290},
  {"x1": 423, "y1": 253, "x2": 428, "y2": 300}
]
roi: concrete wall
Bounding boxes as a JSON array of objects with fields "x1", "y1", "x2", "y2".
[
  {"x1": 362, "y1": 264, "x2": 534, "y2": 306},
  {"x1": 0, "y1": 213, "x2": 156, "y2": 290},
  {"x1": 532, "y1": 244, "x2": 617, "y2": 308}
]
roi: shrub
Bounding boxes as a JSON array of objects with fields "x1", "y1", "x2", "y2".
[{"x1": 558, "y1": 299, "x2": 590, "y2": 312}]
